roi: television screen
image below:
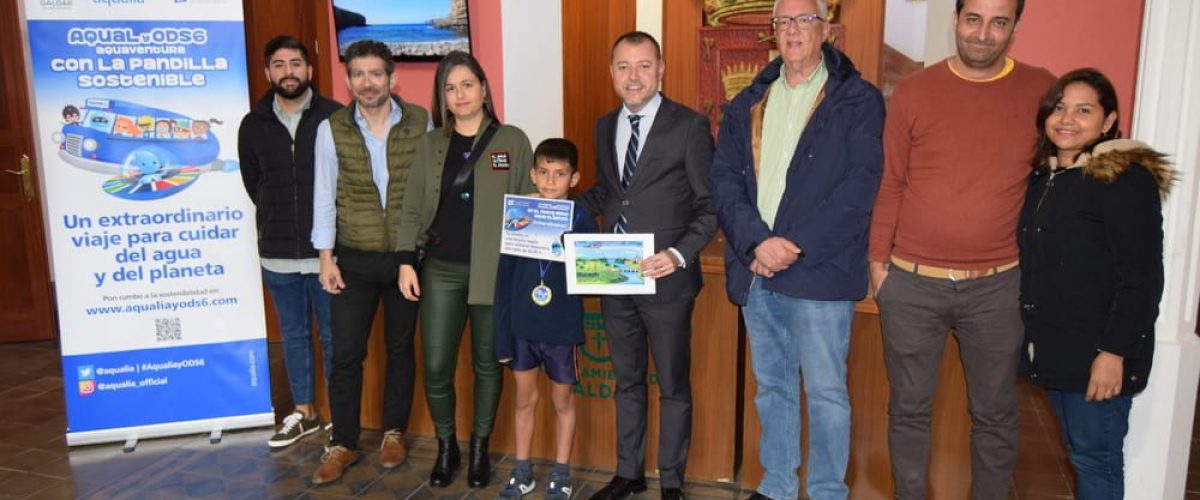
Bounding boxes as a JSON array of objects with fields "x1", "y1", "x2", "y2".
[{"x1": 332, "y1": 0, "x2": 470, "y2": 61}]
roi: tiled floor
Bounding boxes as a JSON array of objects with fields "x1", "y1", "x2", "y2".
[{"x1": 0, "y1": 340, "x2": 1196, "y2": 499}]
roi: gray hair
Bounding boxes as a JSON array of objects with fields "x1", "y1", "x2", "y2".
[{"x1": 773, "y1": 0, "x2": 828, "y2": 18}]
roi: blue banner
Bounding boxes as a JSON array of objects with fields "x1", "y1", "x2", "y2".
[
  {"x1": 23, "y1": 0, "x2": 272, "y2": 445},
  {"x1": 62, "y1": 340, "x2": 270, "y2": 433}
]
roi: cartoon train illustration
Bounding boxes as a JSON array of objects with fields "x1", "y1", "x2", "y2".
[{"x1": 53, "y1": 98, "x2": 237, "y2": 200}]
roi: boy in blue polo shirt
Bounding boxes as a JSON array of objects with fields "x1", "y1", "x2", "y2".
[{"x1": 494, "y1": 138, "x2": 595, "y2": 500}]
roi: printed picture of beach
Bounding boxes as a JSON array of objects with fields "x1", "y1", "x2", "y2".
[{"x1": 332, "y1": 0, "x2": 470, "y2": 60}]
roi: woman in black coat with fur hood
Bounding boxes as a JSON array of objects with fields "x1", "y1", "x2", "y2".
[{"x1": 1018, "y1": 68, "x2": 1176, "y2": 500}]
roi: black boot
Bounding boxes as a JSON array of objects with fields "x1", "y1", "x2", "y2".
[
  {"x1": 466, "y1": 433, "x2": 490, "y2": 487},
  {"x1": 429, "y1": 437, "x2": 460, "y2": 487}
]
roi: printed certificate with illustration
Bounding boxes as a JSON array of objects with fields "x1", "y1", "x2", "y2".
[
  {"x1": 500, "y1": 194, "x2": 574, "y2": 262},
  {"x1": 564, "y1": 233, "x2": 656, "y2": 295}
]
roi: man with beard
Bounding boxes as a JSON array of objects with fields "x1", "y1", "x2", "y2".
[
  {"x1": 238, "y1": 35, "x2": 342, "y2": 450},
  {"x1": 867, "y1": 0, "x2": 1055, "y2": 498},
  {"x1": 309, "y1": 40, "x2": 429, "y2": 485}
]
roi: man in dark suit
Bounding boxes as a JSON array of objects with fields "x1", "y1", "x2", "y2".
[{"x1": 577, "y1": 31, "x2": 716, "y2": 500}]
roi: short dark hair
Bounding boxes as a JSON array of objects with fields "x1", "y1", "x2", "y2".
[
  {"x1": 956, "y1": 0, "x2": 1025, "y2": 22},
  {"x1": 610, "y1": 31, "x2": 662, "y2": 61},
  {"x1": 62, "y1": 105, "x2": 79, "y2": 118},
  {"x1": 1033, "y1": 68, "x2": 1121, "y2": 169},
  {"x1": 534, "y1": 138, "x2": 579, "y2": 172},
  {"x1": 431, "y1": 51, "x2": 498, "y2": 133},
  {"x1": 263, "y1": 35, "x2": 309, "y2": 66},
  {"x1": 343, "y1": 40, "x2": 394, "y2": 77}
]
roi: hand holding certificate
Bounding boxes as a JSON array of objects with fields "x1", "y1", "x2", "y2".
[
  {"x1": 500, "y1": 194, "x2": 574, "y2": 262},
  {"x1": 564, "y1": 233, "x2": 656, "y2": 295}
]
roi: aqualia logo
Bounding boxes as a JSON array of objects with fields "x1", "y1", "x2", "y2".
[
  {"x1": 93, "y1": 0, "x2": 146, "y2": 6},
  {"x1": 77, "y1": 365, "x2": 96, "y2": 396},
  {"x1": 39, "y1": 0, "x2": 73, "y2": 9}
]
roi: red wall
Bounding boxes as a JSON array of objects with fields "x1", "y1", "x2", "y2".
[
  {"x1": 326, "y1": 0, "x2": 505, "y2": 121},
  {"x1": 1008, "y1": 0, "x2": 1145, "y2": 135}
]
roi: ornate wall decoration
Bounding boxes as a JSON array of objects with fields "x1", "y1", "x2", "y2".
[{"x1": 704, "y1": 0, "x2": 841, "y2": 26}]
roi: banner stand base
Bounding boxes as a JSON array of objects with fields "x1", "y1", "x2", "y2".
[{"x1": 68, "y1": 412, "x2": 273, "y2": 448}]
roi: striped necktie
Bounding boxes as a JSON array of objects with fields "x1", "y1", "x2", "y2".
[{"x1": 615, "y1": 114, "x2": 641, "y2": 234}]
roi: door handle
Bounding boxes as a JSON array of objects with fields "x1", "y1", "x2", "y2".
[{"x1": 3, "y1": 155, "x2": 35, "y2": 202}]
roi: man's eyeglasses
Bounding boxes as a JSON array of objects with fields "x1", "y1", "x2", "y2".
[{"x1": 771, "y1": 14, "x2": 826, "y2": 31}]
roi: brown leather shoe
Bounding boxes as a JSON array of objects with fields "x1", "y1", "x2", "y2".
[
  {"x1": 311, "y1": 445, "x2": 359, "y2": 485},
  {"x1": 379, "y1": 429, "x2": 407, "y2": 468}
]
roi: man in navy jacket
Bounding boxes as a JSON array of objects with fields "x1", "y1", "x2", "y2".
[{"x1": 711, "y1": 0, "x2": 884, "y2": 497}]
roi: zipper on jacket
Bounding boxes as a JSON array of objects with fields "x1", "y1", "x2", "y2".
[{"x1": 1034, "y1": 169, "x2": 1066, "y2": 213}]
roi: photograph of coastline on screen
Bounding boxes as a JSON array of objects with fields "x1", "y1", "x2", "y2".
[
  {"x1": 563, "y1": 233, "x2": 656, "y2": 295},
  {"x1": 332, "y1": 0, "x2": 470, "y2": 61}
]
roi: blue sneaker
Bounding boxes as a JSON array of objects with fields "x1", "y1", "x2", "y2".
[
  {"x1": 545, "y1": 471, "x2": 572, "y2": 500},
  {"x1": 496, "y1": 472, "x2": 535, "y2": 499}
]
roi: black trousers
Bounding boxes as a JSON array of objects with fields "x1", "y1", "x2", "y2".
[
  {"x1": 328, "y1": 248, "x2": 417, "y2": 450},
  {"x1": 601, "y1": 294, "x2": 695, "y2": 488}
]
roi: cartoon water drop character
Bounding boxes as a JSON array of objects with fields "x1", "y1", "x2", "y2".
[{"x1": 127, "y1": 149, "x2": 166, "y2": 186}]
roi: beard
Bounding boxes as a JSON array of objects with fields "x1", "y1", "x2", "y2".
[{"x1": 272, "y1": 77, "x2": 311, "y2": 99}]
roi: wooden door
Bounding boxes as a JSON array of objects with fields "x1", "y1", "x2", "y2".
[
  {"x1": 243, "y1": 0, "x2": 333, "y2": 107},
  {"x1": 241, "y1": 0, "x2": 334, "y2": 417},
  {"x1": 0, "y1": 0, "x2": 55, "y2": 342}
]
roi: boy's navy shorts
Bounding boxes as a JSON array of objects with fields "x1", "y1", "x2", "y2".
[{"x1": 509, "y1": 338, "x2": 578, "y2": 385}]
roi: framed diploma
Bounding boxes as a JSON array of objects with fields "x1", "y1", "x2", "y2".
[
  {"x1": 564, "y1": 233, "x2": 656, "y2": 295},
  {"x1": 500, "y1": 194, "x2": 573, "y2": 262}
]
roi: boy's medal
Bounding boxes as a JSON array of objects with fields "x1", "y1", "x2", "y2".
[
  {"x1": 532, "y1": 260, "x2": 553, "y2": 306},
  {"x1": 532, "y1": 281, "x2": 553, "y2": 306}
]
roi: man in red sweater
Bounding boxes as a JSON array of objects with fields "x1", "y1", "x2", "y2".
[{"x1": 867, "y1": 0, "x2": 1055, "y2": 498}]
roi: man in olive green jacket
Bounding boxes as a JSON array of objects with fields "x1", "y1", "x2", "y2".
[{"x1": 309, "y1": 40, "x2": 429, "y2": 486}]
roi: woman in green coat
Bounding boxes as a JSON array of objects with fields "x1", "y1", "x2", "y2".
[{"x1": 397, "y1": 50, "x2": 534, "y2": 489}]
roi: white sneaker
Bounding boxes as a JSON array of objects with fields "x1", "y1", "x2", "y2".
[{"x1": 267, "y1": 411, "x2": 320, "y2": 448}]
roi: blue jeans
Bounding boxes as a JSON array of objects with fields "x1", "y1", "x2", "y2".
[
  {"x1": 262, "y1": 269, "x2": 332, "y2": 406},
  {"x1": 743, "y1": 278, "x2": 854, "y2": 500},
  {"x1": 1046, "y1": 390, "x2": 1132, "y2": 500}
]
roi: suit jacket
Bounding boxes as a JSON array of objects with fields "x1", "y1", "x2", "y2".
[{"x1": 577, "y1": 96, "x2": 717, "y2": 302}]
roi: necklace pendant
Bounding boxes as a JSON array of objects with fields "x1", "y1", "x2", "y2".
[{"x1": 531, "y1": 281, "x2": 552, "y2": 306}]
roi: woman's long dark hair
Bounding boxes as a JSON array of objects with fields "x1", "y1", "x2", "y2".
[
  {"x1": 1033, "y1": 68, "x2": 1121, "y2": 170},
  {"x1": 431, "y1": 50, "x2": 497, "y2": 136}
]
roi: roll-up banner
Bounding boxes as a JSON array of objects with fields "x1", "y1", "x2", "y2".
[{"x1": 23, "y1": 0, "x2": 272, "y2": 446}]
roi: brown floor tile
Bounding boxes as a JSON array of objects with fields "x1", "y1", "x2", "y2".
[
  {"x1": 0, "y1": 470, "x2": 68, "y2": 498},
  {"x1": 304, "y1": 457, "x2": 384, "y2": 496},
  {"x1": 24, "y1": 481, "x2": 79, "y2": 500},
  {"x1": 0, "y1": 448, "x2": 63, "y2": 472},
  {"x1": 0, "y1": 341, "x2": 1195, "y2": 499},
  {"x1": 0, "y1": 422, "x2": 62, "y2": 448},
  {"x1": 358, "y1": 466, "x2": 430, "y2": 499}
]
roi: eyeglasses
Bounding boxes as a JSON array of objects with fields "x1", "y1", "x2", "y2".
[{"x1": 771, "y1": 13, "x2": 826, "y2": 31}]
